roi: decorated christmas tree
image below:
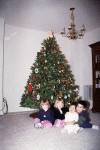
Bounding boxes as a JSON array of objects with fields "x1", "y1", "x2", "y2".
[{"x1": 20, "y1": 31, "x2": 81, "y2": 109}]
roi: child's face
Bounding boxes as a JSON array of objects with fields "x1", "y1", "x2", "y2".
[
  {"x1": 69, "y1": 105, "x2": 76, "y2": 113},
  {"x1": 57, "y1": 101, "x2": 63, "y2": 110},
  {"x1": 76, "y1": 104, "x2": 86, "y2": 114},
  {"x1": 42, "y1": 104, "x2": 48, "y2": 112}
]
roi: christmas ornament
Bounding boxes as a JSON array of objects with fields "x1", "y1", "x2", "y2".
[
  {"x1": 33, "y1": 91, "x2": 36, "y2": 95},
  {"x1": 47, "y1": 30, "x2": 53, "y2": 39},
  {"x1": 25, "y1": 90, "x2": 28, "y2": 95},
  {"x1": 29, "y1": 84, "x2": 32, "y2": 89},
  {"x1": 42, "y1": 60, "x2": 44, "y2": 64},
  {"x1": 62, "y1": 69, "x2": 64, "y2": 72},
  {"x1": 37, "y1": 94, "x2": 40, "y2": 100},
  {"x1": 51, "y1": 95, "x2": 53, "y2": 100},
  {"x1": 67, "y1": 102, "x2": 71, "y2": 105},
  {"x1": 58, "y1": 94, "x2": 62, "y2": 98},
  {"x1": 59, "y1": 79, "x2": 60, "y2": 84},
  {"x1": 56, "y1": 48, "x2": 58, "y2": 51},
  {"x1": 74, "y1": 88, "x2": 78, "y2": 91},
  {"x1": 68, "y1": 94, "x2": 70, "y2": 97},
  {"x1": 35, "y1": 68, "x2": 39, "y2": 73},
  {"x1": 69, "y1": 90, "x2": 72, "y2": 93},
  {"x1": 30, "y1": 88, "x2": 32, "y2": 92},
  {"x1": 74, "y1": 98, "x2": 77, "y2": 102},
  {"x1": 35, "y1": 84, "x2": 40, "y2": 89},
  {"x1": 32, "y1": 96, "x2": 35, "y2": 100},
  {"x1": 44, "y1": 67, "x2": 47, "y2": 70},
  {"x1": 64, "y1": 94, "x2": 67, "y2": 99},
  {"x1": 32, "y1": 75, "x2": 35, "y2": 80},
  {"x1": 44, "y1": 47, "x2": 46, "y2": 50},
  {"x1": 53, "y1": 85, "x2": 55, "y2": 90},
  {"x1": 37, "y1": 52, "x2": 41, "y2": 56}
]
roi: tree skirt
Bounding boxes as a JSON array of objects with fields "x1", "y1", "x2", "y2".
[{"x1": 29, "y1": 112, "x2": 39, "y2": 119}]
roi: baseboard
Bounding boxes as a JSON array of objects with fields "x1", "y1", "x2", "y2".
[
  {"x1": 0, "y1": 111, "x2": 3, "y2": 115},
  {"x1": 7, "y1": 110, "x2": 39, "y2": 115}
]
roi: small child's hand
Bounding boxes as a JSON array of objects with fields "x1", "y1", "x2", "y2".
[
  {"x1": 41, "y1": 121, "x2": 44, "y2": 124},
  {"x1": 64, "y1": 122, "x2": 69, "y2": 125},
  {"x1": 64, "y1": 120, "x2": 75, "y2": 125}
]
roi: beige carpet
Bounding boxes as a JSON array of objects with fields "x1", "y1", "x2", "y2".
[{"x1": 0, "y1": 110, "x2": 100, "y2": 150}]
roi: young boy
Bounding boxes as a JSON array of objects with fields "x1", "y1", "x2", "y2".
[{"x1": 76, "y1": 100, "x2": 99, "y2": 130}]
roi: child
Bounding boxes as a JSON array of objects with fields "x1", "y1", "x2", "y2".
[
  {"x1": 34, "y1": 99, "x2": 53, "y2": 129},
  {"x1": 51, "y1": 98, "x2": 68, "y2": 127},
  {"x1": 61, "y1": 102, "x2": 80, "y2": 134},
  {"x1": 76, "y1": 100, "x2": 99, "y2": 130}
]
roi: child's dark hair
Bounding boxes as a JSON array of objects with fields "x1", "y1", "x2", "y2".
[
  {"x1": 77, "y1": 100, "x2": 87, "y2": 108},
  {"x1": 69, "y1": 102, "x2": 77, "y2": 108}
]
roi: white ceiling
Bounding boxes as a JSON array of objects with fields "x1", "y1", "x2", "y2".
[{"x1": 0, "y1": 0, "x2": 100, "y2": 34}]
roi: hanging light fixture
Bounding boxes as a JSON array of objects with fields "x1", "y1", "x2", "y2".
[{"x1": 60, "y1": 7, "x2": 86, "y2": 40}]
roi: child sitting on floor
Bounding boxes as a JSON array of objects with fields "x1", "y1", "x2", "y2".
[
  {"x1": 34, "y1": 99, "x2": 53, "y2": 129},
  {"x1": 61, "y1": 102, "x2": 80, "y2": 134},
  {"x1": 76, "y1": 100, "x2": 99, "y2": 130},
  {"x1": 51, "y1": 98, "x2": 68, "y2": 127}
]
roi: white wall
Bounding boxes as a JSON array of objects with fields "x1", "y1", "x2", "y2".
[
  {"x1": 3, "y1": 24, "x2": 100, "y2": 112},
  {"x1": 0, "y1": 18, "x2": 4, "y2": 115}
]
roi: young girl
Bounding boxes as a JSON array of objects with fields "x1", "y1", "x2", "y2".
[
  {"x1": 51, "y1": 98, "x2": 68, "y2": 127},
  {"x1": 61, "y1": 102, "x2": 80, "y2": 134},
  {"x1": 34, "y1": 99, "x2": 53, "y2": 129}
]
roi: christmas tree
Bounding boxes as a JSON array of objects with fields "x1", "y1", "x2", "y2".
[{"x1": 20, "y1": 30, "x2": 81, "y2": 109}]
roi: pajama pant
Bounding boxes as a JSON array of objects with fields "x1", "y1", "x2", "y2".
[
  {"x1": 54, "y1": 119, "x2": 65, "y2": 127},
  {"x1": 34, "y1": 118, "x2": 52, "y2": 129}
]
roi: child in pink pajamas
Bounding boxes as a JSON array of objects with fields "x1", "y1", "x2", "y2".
[
  {"x1": 34, "y1": 99, "x2": 53, "y2": 129},
  {"x1": 51, "y1": 98, "x2": 68, "y2": 127}
]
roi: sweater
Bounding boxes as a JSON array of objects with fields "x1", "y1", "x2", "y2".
[
  {"x1": 65, "y1": 112, "x2": 79, "y2": 123},
  {"x1": 38, "y1": 108, "x2": 53, "y2": 123},
  {"x1": 50, "y1": 103, "x2": 69, "y2": 123},
  {"x1": 78, "y1": 111, "x2": 92, "y2": 128}
]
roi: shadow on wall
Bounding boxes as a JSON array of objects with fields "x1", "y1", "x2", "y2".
[{"x1": 84, "y1": 100, "x2": 91, "y2": 120}]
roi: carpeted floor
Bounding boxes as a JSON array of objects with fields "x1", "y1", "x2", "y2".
[{"x1": 0, "y1": 110, "x2": 100, "y2": 150}]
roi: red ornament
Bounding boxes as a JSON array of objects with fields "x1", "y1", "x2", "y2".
[
  {"x1": 42, "y1": 60, "x2": 44, "y2": 64},
  {"x1": 33, "y1": 91, "x2": 36, "y2": 95},
  {"x1": 58, "y1": 94, "x2": 62, "y2": 98},
  {"x1": 29, "y1": 85, "x2": 32, "y2": 89},
  {"x1": 30, "y1": 88, "x2": 32, "y2": 92},
  {"x1": 67, "y1": 102, "x2": 71, "y2": 105},
  {"x1": 63, "y1": 63, "x2": 66, "y2": 66}
]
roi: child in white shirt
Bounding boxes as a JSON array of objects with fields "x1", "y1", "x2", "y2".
[{"x1": 61, "y1": 102, "x2": 80, "y2": 134}]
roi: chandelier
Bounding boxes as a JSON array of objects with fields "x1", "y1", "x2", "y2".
[{"x1": 60, "y1": 7, "x2": 86, "y2": 40}]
